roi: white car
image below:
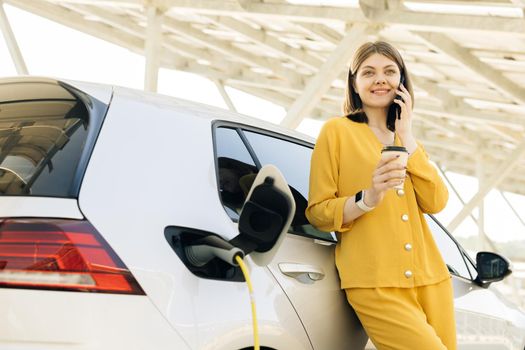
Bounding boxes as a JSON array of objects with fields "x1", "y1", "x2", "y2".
[{"x1": 0, "y1": 76, "x2": 524, "y2": 350}]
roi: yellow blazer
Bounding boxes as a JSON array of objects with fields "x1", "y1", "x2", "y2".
[{"x1": 306, "y1": 117, "x2": 450, "y2": 288}]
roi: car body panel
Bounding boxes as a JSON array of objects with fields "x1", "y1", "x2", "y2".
[
  {"x1": 0, "y1": 197, "x2": 82, "y2": 219},
  {"x1": 77, "y1": 87, "x2": 312, "y2": 350},
  {"x1": 63, "y1": 79, "x2": 113, "y2": 105},
  {"x1": 0, "y1": 288, "x2": 190, "y2": 350},
  {"x1": 453, "y1": 277, "x2": 525, "y2": 349},
  {"x1": 267, "y1": 234, "x2": 369, "y2": 350}
]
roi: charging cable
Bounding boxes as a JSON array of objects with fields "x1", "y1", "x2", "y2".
[
  {"x1": 185, "y1": 238, "x2": 259, "y2": 350},
  {"x1": 236, "y1": 255, "x2": 259, "y2": 350}
]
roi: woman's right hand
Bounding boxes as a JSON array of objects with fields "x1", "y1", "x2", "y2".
[{"x1": 365, "y1": 154, "x2": 406, "y2": 207}]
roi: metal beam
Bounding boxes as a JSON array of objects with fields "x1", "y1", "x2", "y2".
[
  {"x1": 295, "y1": 23, "x2": 342, "y2": 46},
  {"x1": 414, "y1": 102, "x2": 525, "y2": 128},
  {"x1": 224, "y1": 1, "x2": 366, "y2": 23},
  {"x1": 439, "y1": 166, "x2": 477, "y2": 226},
  {"x1": 280, "y1": 23, "x2": 370, "y2": 129},
  {"x1": 415, "y1": 31, "x2": 525, "y2": 104},
  {"x1": 476, "y1": 151, "x2": 488, "y2": 251},
  {"x1": 161, "y1": 16, "x2": 305, "y2": 84},
  {"x1": 160, "y1": 54, "x2": 346, "y2": 105},
  {"x1": 430, "y1": 149, "x2": 525, "y2": 173},
  {"x1": 416, "y1": 115, "x2": 474, "y2": 143},
  {"x1": 60, "y1": 3, "x2": 227, "y2": 70},
  {"x1": 228, "y1": 83, "x2": 338, "y2": 118},
  {"x1": 41, "y1": 0, "x2": 525, "y2": 36},
  {"x1": 484, "y1": 124, "x2": 521, "y2": 144},
  {"x1": 447, "y1": 137, "x2": 525, "y2": 232},
  {"x1": 499, "y1": 191, "x2": 525, "y2": 228},
  {"x1": 214, "y1": 79, "x2": 237, "y2": 112},
  {"x1": 410, "y1": 76, "x2": 521, "y2": 142},
  {"x1": 0, "y1": 0, "x2": 27, "y2": 74},
  {"x1": 438, "y1": 165, "x2": 497, "y2": 251},
  {"x1": 238, "y1": 2, "x2": 525, "y2": 39},
  {"x1": 228, "y1": 83, "x2": 294, "y2": 108},
  {"x1": 6, "y1": 0, "x2": 145, "y2": 54},
  {"x1": 61, "y1": 3, "x2": 144, "y2": 38},
  {"x1": 144, "y1": 5, "x2": 163, "y2": 92},
  {"x1": 45, "y1": 0, "x2": 141, "y2": 5},
  {"x1": 436, "y1": 168, "x2": 525, "y2": 197},
  {"x1": 388, "y1": 8, "x2": 525, "y2": 35},
  {"x1": 206, "y1": 15, "x2": 322, "y2": 72},
  {"x1": 224, "y1": 70, "x2": 342, "y2": 99},
  {"x1": 447, "y1": 155, "x2": 525, "y2": 174}
]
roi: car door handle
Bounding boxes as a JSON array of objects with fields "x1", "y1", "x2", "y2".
[{"x1": 278, "y1": 263, "x2": 325, "y2": 283}]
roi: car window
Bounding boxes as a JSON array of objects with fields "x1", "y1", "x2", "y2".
[
  {"x1": 243, "y1": 130, "x2": 335, "y2": 242},
  {"x1": 215, "y1": 127, "x2": 256, "y2": 167},
  {"x1": 0, "y1": 99, "x2": 89, "y2": 197},
  {"x1": 425, "y1": 215, "x2": 472, "y2": 279},
  {"x1": 243, "y1": 131, "x2": 310, "y2": 197},
  {"x1": 214, "y1": 127, "x2": 257, "y2": 220}
]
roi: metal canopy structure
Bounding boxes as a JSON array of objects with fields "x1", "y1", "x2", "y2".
[{"x1": 0, "y1": 1, "x2": 524, "y2": 223}]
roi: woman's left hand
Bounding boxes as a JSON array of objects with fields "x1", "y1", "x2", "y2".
[{"x1": 393, "y1": 84, "x2": 417, "y2": 154}]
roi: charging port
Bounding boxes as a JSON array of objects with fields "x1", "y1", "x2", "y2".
[{"x1": 165, "y1": 226, "x2": 246, "y2": 282}]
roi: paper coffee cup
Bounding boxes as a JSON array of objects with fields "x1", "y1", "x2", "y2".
[{"x1": 381, "y1": 146, "x2": 408, "y2": 190}]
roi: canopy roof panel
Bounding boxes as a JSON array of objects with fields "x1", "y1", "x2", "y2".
[{"x1": 4, "y1": 0, "x2": 525, "y2": 196}]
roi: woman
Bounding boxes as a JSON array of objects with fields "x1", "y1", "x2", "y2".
[{"x1": 305, "y1": 41, "x2": 457, "y2": 350}]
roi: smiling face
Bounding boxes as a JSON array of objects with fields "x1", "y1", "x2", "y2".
[{"x1": 353, "y1": 53, "x2": 401, "y2": 110}]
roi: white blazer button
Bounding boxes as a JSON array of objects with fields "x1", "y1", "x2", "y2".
[
  {"x1": 397, "y1": 189, "x2": 405, "y2": 196},
  {"x1": 404, "y1": 243, "x2": 412, "y2": 251},
  {"x1": 404, "y1": 270, "x2": 413, "y2": 278},
  {"x1": 401, "y1": 214, "x2": 409, "y2": 221}
]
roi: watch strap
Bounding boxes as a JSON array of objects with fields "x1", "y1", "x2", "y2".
[{"x1": 355, "y1": 190, "x2": 375, "y2": 212}]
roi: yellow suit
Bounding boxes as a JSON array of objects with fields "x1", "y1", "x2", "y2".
[{"x1": 306, "y1": 117, "x2": 456, "y2": 349}]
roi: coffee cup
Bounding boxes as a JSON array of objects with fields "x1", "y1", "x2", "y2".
[{"x1": 381, "y1": 146, "x2": 408, "y2": 190}]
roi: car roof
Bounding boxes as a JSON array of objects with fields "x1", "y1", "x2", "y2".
[
  {"x1": 0, "y1": 76, "x2": 114, "y2": 105},
  {"x1": 0, "y1": 76, "x2": 317, "y2": 145},
  {"x1": 112, "y1": 85, "x2": 317, "y2": 145}
]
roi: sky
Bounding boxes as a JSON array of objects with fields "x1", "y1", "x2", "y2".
[{"x1": 1, "y1": 4, "x2": 524, "y2": 246}]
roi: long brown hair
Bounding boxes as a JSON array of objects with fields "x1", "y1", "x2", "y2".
[{"x1": 343, "y1": 41, "x2": 414, "y2": 131}]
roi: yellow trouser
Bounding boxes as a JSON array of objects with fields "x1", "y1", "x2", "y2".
[{"x1": 345, "y1": 278, "x2": 457, "y2": 350}]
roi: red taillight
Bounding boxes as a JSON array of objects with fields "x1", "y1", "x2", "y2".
[{"x1": 0, "y1": 219, "x2": 144, "y2": 294}]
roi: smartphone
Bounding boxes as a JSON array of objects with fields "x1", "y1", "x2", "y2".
[
  {"x1": 387, "y1": 73, "x2": 406, "y2": 130},
  {"x1": 394, "y1": 74, "x2": 406, "y2": 119}
]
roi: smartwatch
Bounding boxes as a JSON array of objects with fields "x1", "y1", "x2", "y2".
[{"x1": 355, "y1": 190, "x2": 375, "y2": 212}]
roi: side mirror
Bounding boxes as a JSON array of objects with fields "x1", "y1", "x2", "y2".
[
  {"x1": 474, "y1": 252, "x2": 512, "y2": 288},
  {"x1": 230, "y1": 164, "x2": 295, "y2": 266}
]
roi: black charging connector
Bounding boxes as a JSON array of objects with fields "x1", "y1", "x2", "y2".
[{"x1": 185, "y1": 235, "x2": 245, "y2": 267}]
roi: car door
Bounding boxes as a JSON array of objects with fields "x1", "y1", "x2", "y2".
[
  {"x1": 214, "y1": 123, "x2": 368, "y2": 350},
  {"x1": 426, "y1": 215, "x2": 525, "y2": 350}
]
